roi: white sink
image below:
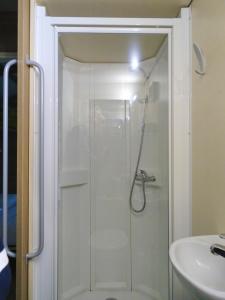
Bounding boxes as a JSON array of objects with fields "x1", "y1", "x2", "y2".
[{"x1": 170, "y1": 236, "x2": 225, "y2": 300}]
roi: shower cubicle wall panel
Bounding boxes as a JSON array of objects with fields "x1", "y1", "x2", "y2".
[
  {"x1": 58, "y1": 57, "x2": 91, "y2": 299},
  {"x1": 130, "y1": 41, "x2": 169, "y2": 300},
  {"x1": 88, "y1": 63, "x2": 145, "y2": 291},
  {"x1": 90, "y1": 98, "x2": 131, "y2": 291}
]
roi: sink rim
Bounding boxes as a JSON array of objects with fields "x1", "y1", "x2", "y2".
[{"x1": 170, "y1": 235, "x2": 225, "y2": 299}]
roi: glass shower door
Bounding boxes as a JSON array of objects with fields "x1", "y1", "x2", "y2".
[{"x1": 57, "y1": 32, "x2": 169, "y2": 300}]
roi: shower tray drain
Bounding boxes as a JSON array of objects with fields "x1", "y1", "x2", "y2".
[{"x1": 105, "y1": 298, "x2": 118, "y2": 300}]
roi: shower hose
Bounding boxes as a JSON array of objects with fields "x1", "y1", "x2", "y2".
[{"x1": 129, "y1": 99, "x2": 148, "y2": 213}]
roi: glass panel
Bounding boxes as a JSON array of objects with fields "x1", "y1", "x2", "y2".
[{"x1": 58, "y1": 32, "x2": 169, "y2": 300}]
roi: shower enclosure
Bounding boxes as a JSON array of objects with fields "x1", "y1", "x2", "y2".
[
  {"x1": 29, "y1": 7, "x2": 191, "y2": 300},
  {"x1": 58, "y1": 33, "x2": 169, "y2": 300}
]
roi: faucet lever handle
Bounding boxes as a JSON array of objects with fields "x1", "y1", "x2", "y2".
[{"x1": 210, "y1": 244, "x2": 225, "y2": 258}]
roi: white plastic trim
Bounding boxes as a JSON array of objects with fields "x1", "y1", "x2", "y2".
[
  {"x1": 37, "y1": 6, "x2": 180, "y2": 27},
  {"x1": 56, "y1": 27, "x2": 171, "y2": 34}
]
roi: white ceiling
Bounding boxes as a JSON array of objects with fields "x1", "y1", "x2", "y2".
[
  {"x1": 60, "y1": 33, "x2": 166, "y2": 63},
  {"x1": 37, "y1": 0, "x2": 191, "y2": 18},
  {"x1": 42, "y1": 0, "x2": 190, "y2": 63}
]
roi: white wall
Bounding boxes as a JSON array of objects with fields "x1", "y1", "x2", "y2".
[
  {"x1": 58, "y1": 39, "x2": 169, "y2": 300},
  {"x1": 192, "y1": 0, "x2": 225, "y2": 235}
]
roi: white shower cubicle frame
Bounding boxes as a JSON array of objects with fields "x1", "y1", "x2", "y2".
[{"x1": 29, "y1": 6, "x2": 192, "y2": 300}]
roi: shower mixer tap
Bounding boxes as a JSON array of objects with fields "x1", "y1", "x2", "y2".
[
  {"x1": 129, "y1": 169, "x2": 156, "y2": 214},
  {"x1": 135, "y1": 169, "x2": 156, "y2": 183}
]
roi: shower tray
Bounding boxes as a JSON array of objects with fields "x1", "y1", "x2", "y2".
[{"x1": 74, "y1": 290, "x2": 155, "y2": 300}]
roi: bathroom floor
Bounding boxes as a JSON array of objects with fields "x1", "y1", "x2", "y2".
[{"x1": 75, "y1": 291, "x2": 154, "y2": 300}]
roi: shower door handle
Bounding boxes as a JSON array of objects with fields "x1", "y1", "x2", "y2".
[
  {"x1": 3, "y1": 59, "x2": 17, "y2": 258},
  {"x1": 26, "y1": 59, "x2": 45, "y2": 260}
]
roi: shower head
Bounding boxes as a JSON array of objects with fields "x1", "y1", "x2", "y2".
[{"x1": 130, "y1": 60, "x2": 150, "y2": 81}]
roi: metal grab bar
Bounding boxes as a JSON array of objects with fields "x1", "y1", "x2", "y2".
[
  {"x1": 26, "y1": 59, "x2": 45, "y2": 260},
  {"x1": 3, "y1": 59, "x2": 17, "y2": 258}
]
